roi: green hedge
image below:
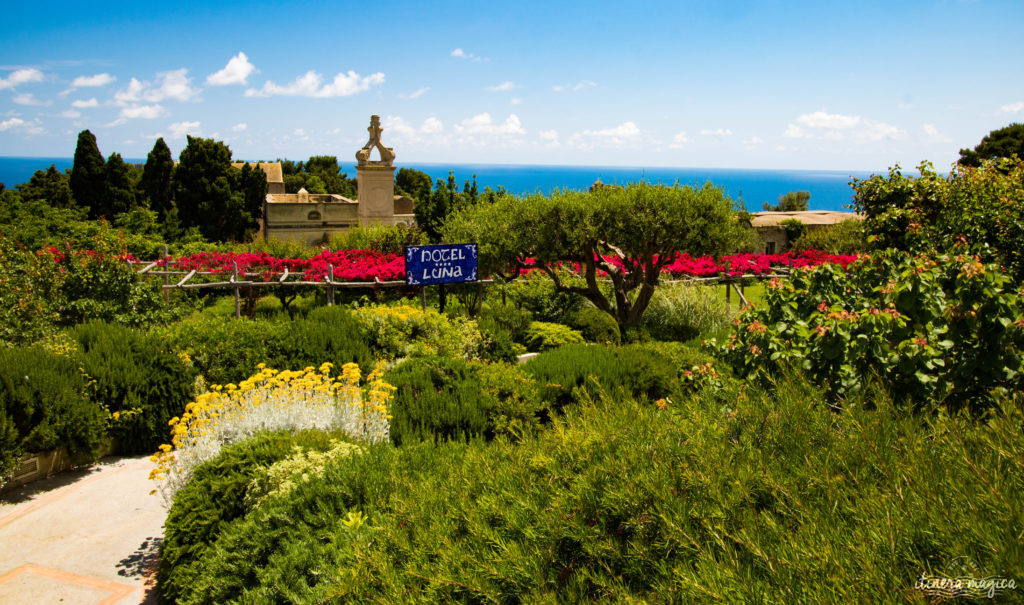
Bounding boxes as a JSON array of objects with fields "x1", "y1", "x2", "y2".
[
  {"x1": 0, "y1": 346, "x2": 105, "y2": 481},
  {"x1": 157, "y1": 429, "x2": 345, "y2": 604},
  {"x1": 73, "y1": 321, "x2": 196, "y2": 454},
  {"x1": 521, "y1": 343, "x2": 692, "y2": 411},
  {"x1": 385, "y1": 357, "x2": 542, "y2": 445},
  {"x1": 156, "y1": 306, "x2": 372, "y2": 386},
  {"x1": 160, "y1": 377, "x2": 1024, "y2": 603}
]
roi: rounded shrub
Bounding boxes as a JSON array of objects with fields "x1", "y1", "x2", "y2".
[
  {"x1": 385, "y1": 356, "x2": 492, "y2": 445},
  {"x1": 0, "y1": 346, "x2": 105, "y2": 479},
  {"x1": 524, "y1": 321, "x2": 585, "y2": 351},
  {"x1": 570, "y1": 306, "x2": 621, "y2": 344},
  {"x1": 73, "y1": 321, "x2": 196, "y2": 454}
]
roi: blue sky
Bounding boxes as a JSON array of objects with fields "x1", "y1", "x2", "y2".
[{"x1": 1, "y1": 0, "x2": 1021, "y2": 170}]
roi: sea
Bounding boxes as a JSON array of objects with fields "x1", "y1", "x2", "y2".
[{"x1": 0, "y1": 157, "x2": 879, "y2": 212}]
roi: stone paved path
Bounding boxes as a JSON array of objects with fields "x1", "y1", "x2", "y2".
[{"x1": 0, "y1": 456, "x2": 164, "y2": 604}]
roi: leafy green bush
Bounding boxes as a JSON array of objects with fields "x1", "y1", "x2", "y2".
[
  {"x1": 0, "y1": 238, "x2": 62, "y2": 346},
  {"x1": 720, "y1": 250, "x2": 1024, "y2": 413},
  {"x1": 157, "y1": 429, "x2": 345, "y2": 605},
  {"x1": 522, "y1": 343, "x2": 679, "y2": 411},
  {"x1": 501, "y1": 271, "x2": 585, "y2": 323},
  {"x1": 0, "y1": 346, "x2": 105, "y2": 481},
  {"x1": 52, "y1": 241, "x2": 177, "y2": 328},
  {"x1": 326, "y1": 223, "x2": 428, "y2": 254},
  {"x1": 385, "y1": 356, "x2": 492, "y2": 445},
  {"x1": 475, "y1": 317, "x2": 526, "y2": 363},
  {"x1": 353, "y1": 304, "x2": 485, "y2": 360},
  {"x1": 73, "y1": 321, "x2": 196, "y2": 453},
  {"x1": 481, "y1": 301, "x2": 533, "y2": 342},
  {"x1": 266, "y1": 306, "x2": 373, "y2": 374},
  {"x1": 790, "y1": 219, "x2": 867, "y2": 254},
  {"x1": 153, "y1": 314, "x2": 285, "y2": 386},
  {"x1": 163, "y1": 377, "x2": 1024, "y2": 603},
  {"x1": 525, "y1": 321, "x2": 585, "y2": 351},
  {"x1": 570, "y1": 306, "x2": 621, "y2": 344},
  {"x1": 853, "y1": 158, "x2": 1024, "y2": 281}
]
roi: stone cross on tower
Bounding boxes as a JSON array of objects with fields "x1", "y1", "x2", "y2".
[{"x1": 355, "y1": 115, "x2": 397, "y2": 225}]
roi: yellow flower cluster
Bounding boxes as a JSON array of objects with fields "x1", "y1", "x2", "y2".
[{"x1": 149, "y1": 361, "x2": 394, "y2": 503}]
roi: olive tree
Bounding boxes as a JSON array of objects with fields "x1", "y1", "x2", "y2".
[{"x1": 445, "y1": 182, "x2": 745, "y2": 327}]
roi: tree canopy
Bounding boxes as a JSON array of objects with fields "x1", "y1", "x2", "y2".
[
  {"x1": 70, "y1": 129, "x2": 105, "y2": 217},
  {"x1": 16, "y1": 165, "x2": 73, "y2": 208},
  {"x1": 764, "y1": 190, "x2": 810, "y2": 212},
  {"x1": 958, "y1": 123, "x2": 1024, "y2": 167},
  {"x1": 141, "y1": 138, "x2": 175, "y2": 215},
  {"x1": 445, "y1": 182, "x2": 745, "y2": 326},
  {"x1": 853, "y1": 158, "x2": 1024, "y2": 281}
]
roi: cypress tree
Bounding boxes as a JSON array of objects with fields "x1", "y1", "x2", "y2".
[
  {"x1": 174, "y1": 136, "x2": 234, "y2": 241},
  {"x1": 141, "y1": 137, "x2": 175, "y2": 214},
  {"x1": 240, "y1": 163, "x2": 268, "y2": 227},
  {"x1": 101, "y1": 153, "x2": 136, "y2": 218},
  {"x1": 70, "y1": 129, "x2": 106, "y2": 217}
]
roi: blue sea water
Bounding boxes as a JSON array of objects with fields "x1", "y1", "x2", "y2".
[{"x1": 0, "y1": 157, "x2": 877, "y2": 212}]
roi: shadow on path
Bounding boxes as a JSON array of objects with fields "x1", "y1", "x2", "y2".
[{"x1": 118, "y1": 535, "x2": 162, "y2": 604}]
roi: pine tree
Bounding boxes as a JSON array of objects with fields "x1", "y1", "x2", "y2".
[
  {"x1": 70, "y1": 129, "x2": 106, "y2": 217},
  {"x1": 16, "y1": 165, "x2": 73, "y2": 207},
  {"x1": 141, "y1": 137, "x2": 174, "y2": 214},
  {"x1": 100, "y1": 153, "x2": 136, "y2": 218}
]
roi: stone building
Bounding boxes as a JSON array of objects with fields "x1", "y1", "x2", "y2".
[
  {"x1": 751, "y1": 210, "x2": 862, "y2": 253},
  {"x1": 262, "y1": 115, "x2": 416, "y2": 245}
]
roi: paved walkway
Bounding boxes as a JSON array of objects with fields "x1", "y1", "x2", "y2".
[{"x1": 0, "y1": 456, "x2": 165, "y2": 604}]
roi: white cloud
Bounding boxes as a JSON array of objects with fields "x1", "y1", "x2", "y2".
[
  {"x1": 510, "y1": 97, "x2": 522, "y2": 105},
  {"x1": 455, "y1": 113, "x2": 524, "y2": 136},
  {"x1": 382, "y1": 115, "x2": 445, "y2": 144},
  {"x1": 742, "y1": 136, "x2": 764, "y2": 150},
  {"x1": 71, "y1": 97, "x2": 99, "y2": 108},
  {"x1": 114, "y1": 69, "x2": 200, "y2": 105},
  {"x1": 421, "y1": 117, "x2": 443, "y2": 134},
  {"x1": 700, "y1": 128, "x2": 734, "y2": 137},
  {"x1": 12, "y1": 93, "x2": 48, "y2": 106},
  {"x1": 538, "y1": 129, "x2": 559, "y2": 141},
  {"x1": 0, "y1": 68, "x2": 45, "y2": 90},
  {"x1": 567, "y1": 121, "x2": 641, "y2": 150},
  {"x1": 119, "y1": 104, "x2": 165, "y2": 120},
  {"x1": 70, "y1": 73, "x2": 115, "y2": 88},
  {"x1": 1000, "y1": 101, "x2": 1024, "y2": 114},
  {"x1": 450, "y1": 48, "x2": 482, "y2": 61},
  {"x1": 0, "y1": 117, "x2": 44, "y2": 135},
  {"x1": 782, "y1": 110, "x2": 904, "y2": 143},
  {"x1": 232, "y1": 122, "x2": 247, "y2": 132},
  {"x1": 245, "y1": 70, "x2": 385, "y2": 98},
  {"x1": 168, "y1": 121, "x2": 201, "y2": 139},
  {"x1": 486, "y1": 81, "x2": 515, "y2": 92},
  {"x1": 922, "y1": 123, "x2": 952, "y2": 143},
  {"x1": 60, "y1": 109, "x2": 81, "y2": 118},
  {"x1": 0, "y1": 117, "x2": 25, "y2": 131},
  {"x1": 554, "y1": 80, "x2": 596, "y2": 92},
  {"x1": 669, "y1": 131, "x2": 690, "y2": 149},
  {"x1": 897, "y1": 102, "x2": 914, "y2": 110},
  {"x1": 207, "y1": 52, "x2": 256, "y2": 86},
  {"x1": 398, "y1": 86, "x2": 429, "y2": 100}
]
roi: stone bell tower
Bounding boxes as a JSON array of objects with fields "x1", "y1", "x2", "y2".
[{"x1": 355, "y1": 115, "x2": 396, "y2": 226}]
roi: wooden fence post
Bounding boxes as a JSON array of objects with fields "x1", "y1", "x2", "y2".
[
  {"x1": 327, "y1": 264, "x2": 335, "y2": 306},
  {"x1": 725, "y1": 279, "x2": 731, "y2": 311},
  {"x1": 420, "y1": 287, "x2": 426, "y2": 311},
  {"x1": 233, "y1": 261, "x2": 240, "y2": 319}
]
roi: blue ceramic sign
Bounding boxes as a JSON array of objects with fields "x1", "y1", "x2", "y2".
[{"x1": 404, "y1": 243, "x2": 478, "y2": 286}]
